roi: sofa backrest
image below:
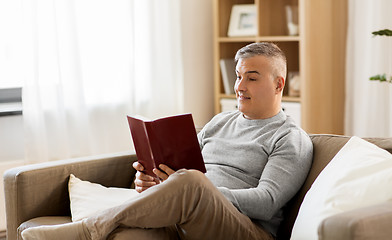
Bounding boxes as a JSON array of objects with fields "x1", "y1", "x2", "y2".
[{"x1": 276, "y1": 134, "x2": 392, "y2": 240}]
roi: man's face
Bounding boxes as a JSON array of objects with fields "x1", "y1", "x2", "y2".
[{"x1": 234, "y1": 55, "x2": 282, "y2": 120}]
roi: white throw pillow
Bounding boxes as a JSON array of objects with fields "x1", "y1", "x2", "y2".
[
  {"x1": 291, "y1": 136, "x2": 392, "y2": 240},
  {"x1": 68, "y1": 174, "x2": 139, "y2": 221}
]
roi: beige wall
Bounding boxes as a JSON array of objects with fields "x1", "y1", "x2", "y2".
[{"x1": 180, "y1": 0, "x2": 215, "y2": 128}]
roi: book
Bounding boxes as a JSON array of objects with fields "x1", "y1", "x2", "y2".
[
  {"x1": 127, "y1": 113, "x2": 206, "y2": 178},
  {"x1": 219, "y1": 58, "x2": 237, "y2": 94}
]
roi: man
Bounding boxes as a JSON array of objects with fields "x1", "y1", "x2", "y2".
[{"x1": 22, "y1": 42, "x2": 313, "y2": 240}]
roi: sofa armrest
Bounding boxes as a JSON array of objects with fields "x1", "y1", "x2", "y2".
[
  {"x1": 3, "y1": 151, "x2": 137, "y2": 240},
  {"x1": 318, "y1": 202, "x2": 392, "y2": 240}
]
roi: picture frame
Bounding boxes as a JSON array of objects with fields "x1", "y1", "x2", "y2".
[{"x1": 228, "y1": 4, "x2": 257, "y2": 37}]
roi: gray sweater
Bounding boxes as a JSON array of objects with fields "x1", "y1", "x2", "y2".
[{"x1": 197, "y1": 110, "x2": 313, "y2": 236}]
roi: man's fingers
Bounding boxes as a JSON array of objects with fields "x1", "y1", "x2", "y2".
[
  {"x1": 153, "y1": 168, "x2": 168, "y2": 181},
  {"x1": 134, "y1": 177, "x2": 157, "y2": 188},
  {"x1": 135, "y1": 171, "x2": 155, "y2": 181},
  {"x1": 133, "y1": 165, "x2": 160, "y2": 194},
  {"x1": 153, "y1": 164, "x2": 176, "y2": 181},
  {"x1": 135, "y1": 186, "x2": 152, "y2": 193},
  {"x1": 132, "y1": 161, "x2": 144, "y2": 172},
  {"x1": 133, "y1": 162, "x2": 175, "y2": 185},
  {"x1": 159, "y1": 164, "x2": 176, "y2": 175}
]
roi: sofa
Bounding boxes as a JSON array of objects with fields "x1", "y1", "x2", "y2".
[{"x1": 3, "y1": 134, "x2": 392, "y2": 240}]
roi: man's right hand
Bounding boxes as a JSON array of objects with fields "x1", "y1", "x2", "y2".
[{"x1": 132, "y1": 161, "x2": 160, "y2": 193}]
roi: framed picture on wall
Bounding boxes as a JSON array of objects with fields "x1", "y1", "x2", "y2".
[{"x1": 228, "y1": 4, "x2": 257, "y2": 37}]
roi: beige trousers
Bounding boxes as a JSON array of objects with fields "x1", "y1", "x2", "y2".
[{"x1": 85, "y1": 169, "x2": 274, "y2": 240}]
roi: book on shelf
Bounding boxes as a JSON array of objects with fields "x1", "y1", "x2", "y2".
[
  {"x1": 219, "y1": 58, "x2": 237, "y2": 95},
  {"x1": 127, "y1": 113, "x2": 206, "y2": 178}
]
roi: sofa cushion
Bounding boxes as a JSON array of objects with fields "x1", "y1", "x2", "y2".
[
  {"x1": 290, "y1": 136, "x2": 392, "y2": 240},
  {"x1": 17, "y1": 216, "x2": 71, "y2": 239},
  {"x1": 69, "y1": 174, "x2": 139, "y2": 221}
]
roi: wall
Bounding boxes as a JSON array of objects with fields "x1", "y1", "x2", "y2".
[
  {"x1": 0, "y1": 1, "x2": 214, "y2": 163},
  {"x1": 180, "y1": 0, "x2": 215, "y2": 128},
  {"x1": 0, "y1": 115, "x2": 24, "y2": 163},
  {"x1": 0, "y1": 0, "x2": 215, "y2": 232}
]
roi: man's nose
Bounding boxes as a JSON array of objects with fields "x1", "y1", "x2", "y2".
[{"x1": 235, "y1": 78, "x2": 246, "y2": 91}]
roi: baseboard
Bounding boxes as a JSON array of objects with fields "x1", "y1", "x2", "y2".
[{"x1": 0, "y1": 230, "x2": 6, "y2": 238}]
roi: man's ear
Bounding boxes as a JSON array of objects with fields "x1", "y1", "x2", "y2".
[{"x1": 275, "y1": 76, "x2": 285, "y2": 93}]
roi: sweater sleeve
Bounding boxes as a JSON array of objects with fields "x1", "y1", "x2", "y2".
[{"x1": 217, "y1": 130, "x2": 313, "y2": 221}]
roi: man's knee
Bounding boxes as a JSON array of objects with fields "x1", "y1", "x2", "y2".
[{"x1": 170, "y1": 169, "x2": 210, "y2": 187}]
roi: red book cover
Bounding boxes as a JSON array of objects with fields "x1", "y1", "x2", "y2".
[{"x1": 127, "y1": 113, "x2": 206, "y2": 178}]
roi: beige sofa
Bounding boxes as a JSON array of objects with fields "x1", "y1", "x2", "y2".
[{"x1": 3, "y1": 134, "x2": 392, "y2": 240}]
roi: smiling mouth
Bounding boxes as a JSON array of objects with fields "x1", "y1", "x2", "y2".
[{"x1": 237, "y1": 94, "x2": 251, "y2": 100}]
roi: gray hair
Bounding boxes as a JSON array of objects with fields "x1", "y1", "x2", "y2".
[
  {"x1": 234, "y1": 42, "x2": 286, "y2": 63},
  {"x1": 235, "y1": 42, "x2": 287, "y2": 78}
]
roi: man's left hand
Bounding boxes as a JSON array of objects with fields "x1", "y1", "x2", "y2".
[{"x1": 153, "y1": 164, "x2": 176, "y2": 181}]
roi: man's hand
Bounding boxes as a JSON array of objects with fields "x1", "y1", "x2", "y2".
[
  {"x1": 133, "y1": 161, "x2": 159, "y2": 193},
  {"x1": 153, "y1": 164, "x2": 176, "y2": 181},
  {"x1": 132, "y1": 162, "x2": 176, "y2": 193}
]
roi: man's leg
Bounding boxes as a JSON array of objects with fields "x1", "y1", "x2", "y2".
[
  {"x1": 107, "y1": 226, "x2": 179, "y2": 240},
  {"x1": 86, "y1": 169, "x2": 273, "y2": 240},
  {"x1": 22, "y1": 169, "x2": 273, "y2": 240}
]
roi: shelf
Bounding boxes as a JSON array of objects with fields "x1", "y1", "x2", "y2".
[
  {"x1": 218, "y1": 36, "x2": 300, "y2": 42},
  {"x1": 219, "y1": 94, "x2": 236, "y2": 99},
  {"x1": 214, "y1": 0, "x2": 346, "y2": 134},
  {"x1": 219, "y1": 94, "x2": 301, "y2": 103},
  {"x1": 256, "y1": 36, "x2": 300, "y2": 42},
  {"x1": 214, "y1": 0, "x2": 303, "y2": 125},
  {"x1": 218, "y1": 37, "x2": 257, "y2": 43},
  {"x1": 282, "y1": 96, "x2": 301, "y2": 102}
]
